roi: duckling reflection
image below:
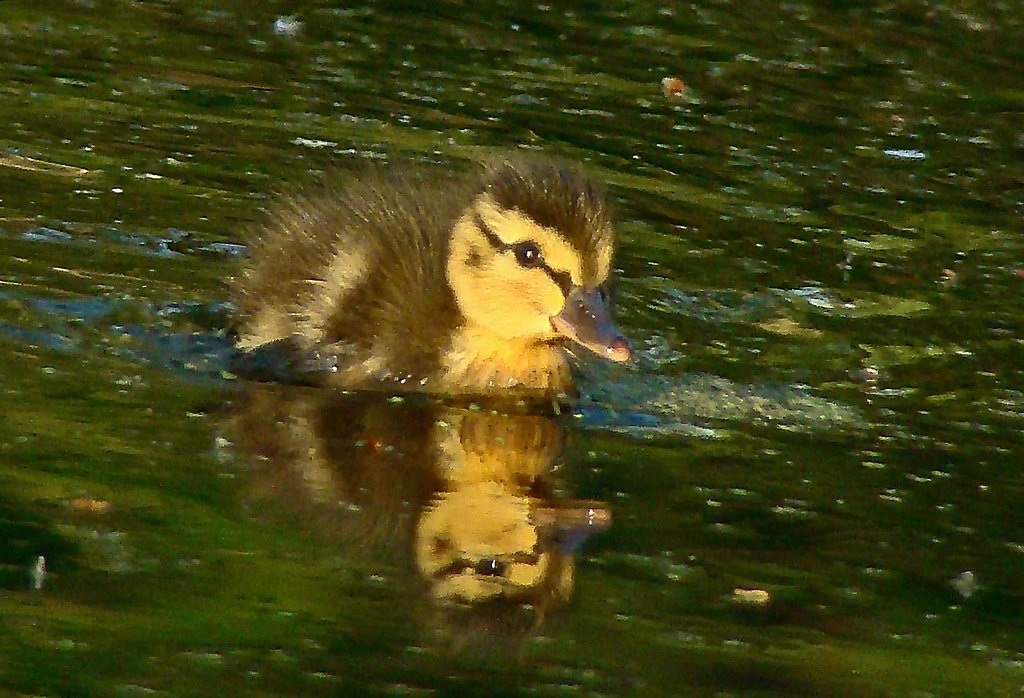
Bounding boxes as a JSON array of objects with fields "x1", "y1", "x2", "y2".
[
  {"x1": 224, "y1": 384, "x2": 611, "y2": 634},
  {"x1": 418, "y1": 405, "x2": 610, "y2": 607}
]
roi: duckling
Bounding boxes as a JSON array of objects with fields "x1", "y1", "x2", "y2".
[{"x1": 232, "y1": 156, "x2": 631, "y2": 396}]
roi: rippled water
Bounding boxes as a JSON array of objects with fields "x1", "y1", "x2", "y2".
[{"x1": 2, "y1": 2, "x2": 1023, "y2": 696}]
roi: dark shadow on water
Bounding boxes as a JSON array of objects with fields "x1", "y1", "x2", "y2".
[{"x1": 0, "y1": 496, "x2": 79, "y2": 592}]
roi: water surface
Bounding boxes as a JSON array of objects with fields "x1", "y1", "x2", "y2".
[{"x1": 1, "y1": 2, "x2": 1023, "y2": 696}]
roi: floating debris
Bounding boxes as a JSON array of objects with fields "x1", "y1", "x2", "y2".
[
  {"x1": 883, "y1": 148, "x2": 927, "y2": 160},
  {"x1": 660, "y1": 76, "x2": 687, "y2": 98},
  {"x1": 858, "y1": 366, "x2": 880, "y2": 385},
  {"x1": 30, "y1": 555, "x2": 46, "y2": 590},
  {"x1": 952, "y1": 570, "x2": 979, "y2": 599},
  {"x1": 69, "y1": 497, "x2": 112, "y2": 514},
  {"x1": 273, "y1": 15, "x2": 302, "y2": 37},
  {"x1": 292, "y1": 136, "x2": 337, "y2": 150},
  {"x1": 731, "y1": 587, "x2": 770, "y2": 605},
  {"x1": 0, "y1": 152, "x2": 91, "y2": 177}
]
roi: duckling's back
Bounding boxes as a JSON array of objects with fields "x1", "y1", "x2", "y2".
[{"x1": 234, "y1": 168, "x2": 466, "y2": 388}]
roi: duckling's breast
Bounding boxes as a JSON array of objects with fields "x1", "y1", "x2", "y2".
[{"x1": 440, "y1": 326, "x2": 572, "y2": 395}]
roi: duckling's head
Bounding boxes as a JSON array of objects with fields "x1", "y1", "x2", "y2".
[{"x1": 447, "y1": 159, "x2": 632, "y2": 363}]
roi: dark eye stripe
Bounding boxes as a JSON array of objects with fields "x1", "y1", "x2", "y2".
[
  {"x1": 474, "y1": 212, "x2": 506, "y2": 251},
  {"x1": 473, "y1": 213, "x2": 574, "y2": 297},
  {"x1": 543, "y1": 266, "x2": 573, "y2": 296}
]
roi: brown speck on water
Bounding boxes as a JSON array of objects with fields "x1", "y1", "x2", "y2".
[
  {"x1": 661, "y1": 77, "x2": 687, "y2": 98},
  {"x1": 69, "y1": 497, "x2": 111, "y2": 514}
]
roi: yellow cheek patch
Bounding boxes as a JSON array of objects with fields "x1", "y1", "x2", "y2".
[
  {"x1": 474, "y1": 195, "x2": 584, "y2": 286},
  {"x1": 448, "y1": 216, "x2": 562, "y2": 338},
  {"x1": 491, "y1": 254, "x2": 565, "y2": 308}
]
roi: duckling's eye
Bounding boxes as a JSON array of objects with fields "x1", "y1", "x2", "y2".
[
  {"x1": 474, "y1": 559, "x2": 508, "y2": 577},
  {"x1": 512, "y1": 241, "x2": 543, "y2": 268}
]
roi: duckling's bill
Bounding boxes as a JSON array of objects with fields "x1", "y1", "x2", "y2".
[{"x1": 550, "y1": 286, "x2": 632, "y2": 363}]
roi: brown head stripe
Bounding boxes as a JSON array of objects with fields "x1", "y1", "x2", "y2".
[{"x1": 472, "y1": 212, "x2": 574, "y2": 296}]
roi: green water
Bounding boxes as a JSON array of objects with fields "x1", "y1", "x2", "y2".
[{"x1": 2, "y1": 1, "x2": 1023, "y2": 696}]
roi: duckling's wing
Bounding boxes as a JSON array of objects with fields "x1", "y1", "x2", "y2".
[
  {"x1": 235, "y1": 165, "x2": 474, "y2": 388},
  {"x1": 309, "y1": 171, "x2": 467, "y2": 381}
]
